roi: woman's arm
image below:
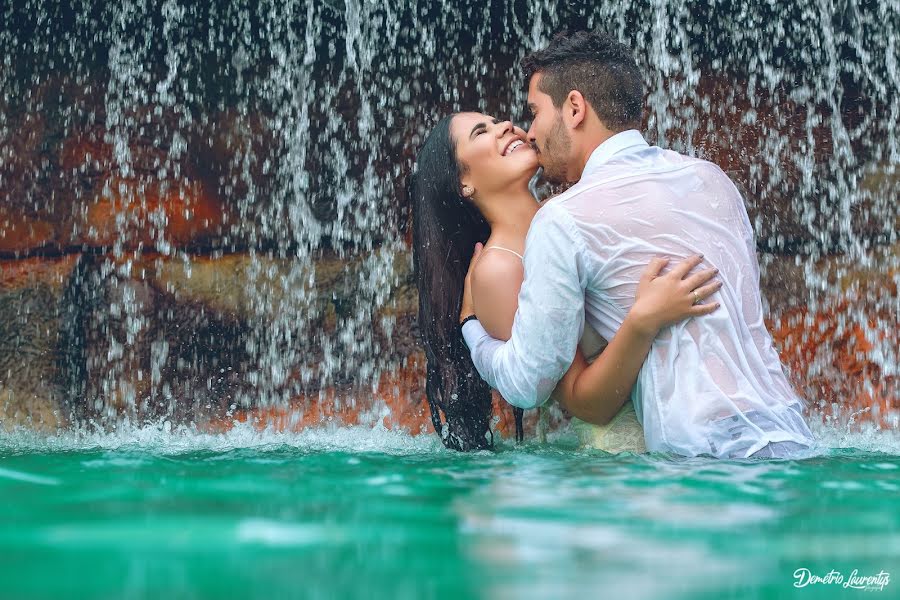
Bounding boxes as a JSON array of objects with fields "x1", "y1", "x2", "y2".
[{"x1": 554, "y1": 255, "x2": 721, "y2": 425}]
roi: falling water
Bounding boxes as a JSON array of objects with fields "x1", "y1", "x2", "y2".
[{"x1": 0, "y1": 0, "x2": 896, "y2": 433}]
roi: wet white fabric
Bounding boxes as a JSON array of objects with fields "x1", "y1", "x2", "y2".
[{"x1": 462, "y1": 129, "x2": 814, "y2": 458}]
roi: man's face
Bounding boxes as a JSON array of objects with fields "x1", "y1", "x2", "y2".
[{"x1": 526, "y1": 73, "x2": 572, "y2": 184}]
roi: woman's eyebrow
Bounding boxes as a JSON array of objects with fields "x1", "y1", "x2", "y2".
[{"x1": 469, "y1": 118, "x2": 497, "y2": 138}]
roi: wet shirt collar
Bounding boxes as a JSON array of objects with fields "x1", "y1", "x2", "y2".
[{"x1": 582, "y1": 129, "x2": 649, "y2": 177}]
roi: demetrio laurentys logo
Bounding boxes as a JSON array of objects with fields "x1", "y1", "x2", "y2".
[{"x1": 793, "y1": 568, "x2": 891, "y2": 591}]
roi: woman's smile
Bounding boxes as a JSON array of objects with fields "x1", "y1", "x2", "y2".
[{"x1": 502, "y1": 138, "x2": 530, "y2": 156}]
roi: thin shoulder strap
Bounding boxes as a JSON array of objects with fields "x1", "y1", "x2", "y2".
[{"x1": 485, "y1": 246, "x2": 524, "y2": 260}]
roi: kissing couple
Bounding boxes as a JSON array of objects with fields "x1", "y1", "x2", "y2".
[{"x1": 409, "y1": 30, "x2": 814, "y2": 459}]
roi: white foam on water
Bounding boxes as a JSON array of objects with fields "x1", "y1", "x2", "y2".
[
  {"x1": 0, "y1": 413, "x2": 896, "y2": 457},
  {"x1": 0, "y1": 419, "x2": 445, "y2": 456},
  {"x1": 808, "y1": 419, "x2": 900, "y2": 455}
]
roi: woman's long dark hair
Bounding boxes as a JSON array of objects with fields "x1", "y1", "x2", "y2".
[{"x1": 409, "y1": 114, "x2": 524, "y2": 451}]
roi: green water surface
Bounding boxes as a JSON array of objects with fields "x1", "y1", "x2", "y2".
[{"x1": 1, "y1": 430, "x2": 897, "y2": 600}]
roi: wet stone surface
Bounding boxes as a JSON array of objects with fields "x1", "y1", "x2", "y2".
[
  {"x1": 0, "y1": 251, "x2": 419, "y2": 430},
  {"x1": 0, "y1": 1, "x2": 896, "y2": 434}
]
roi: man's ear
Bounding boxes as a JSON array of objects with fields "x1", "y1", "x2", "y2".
[{"x1": 563, "y1": 90, "x2": 587, "y2": 129}]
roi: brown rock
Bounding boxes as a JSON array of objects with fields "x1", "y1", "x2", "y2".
[
  {"x1": 141, "y1": 253, "x2": 306, "y2": 320},
  {"x1": 0, "y1": 212, "x2": 59, "y2": 255},
  {"x1": 0, "y1": 256, "x2": 79, "y2": 430}
]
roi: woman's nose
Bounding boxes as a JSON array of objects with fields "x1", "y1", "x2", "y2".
[{"x1": 494, "y1": 120, "x2": 513, "y2": 136}]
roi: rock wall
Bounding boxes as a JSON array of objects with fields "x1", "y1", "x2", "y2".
[
  {"x1": 1, "y1": 0, "x2": 897, "y2": 436},
  {"x1": 1, "y1": 238, "x2": 896, "y2": 434},
  {"x1": 0, "y1": 75, "x2": 896, "y2": 433}
]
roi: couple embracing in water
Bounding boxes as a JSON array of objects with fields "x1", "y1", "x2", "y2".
[{"x1": 409, "y1": 31, "x2": 814, "y2": 459}]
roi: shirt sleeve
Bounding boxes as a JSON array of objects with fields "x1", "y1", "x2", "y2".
[{"x1": 462, "y1": 203, "x2": 586, "y2": 409}]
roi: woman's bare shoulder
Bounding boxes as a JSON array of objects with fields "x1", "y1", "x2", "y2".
[
  {"x1": 472, "y1": 248, "x2": 524, "y2": 290},
  {"x1": 471, "y1": 249, "x2": 524, "y2": 340}
]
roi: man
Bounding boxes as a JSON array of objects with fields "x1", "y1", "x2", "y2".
[{"x1": 459, "y1": 31, "x2": 814, "y2": 458}]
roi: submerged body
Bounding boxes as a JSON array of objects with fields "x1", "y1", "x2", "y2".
[
  {"x1": 570, "y1": 325, "x2": 646, "y2": 453},
  {"x1": 477, "y1": 246, "x2": 646, "y2": 453},
  {"x1": 464, "y1": 131, "x2": 815, "y2": 458}
]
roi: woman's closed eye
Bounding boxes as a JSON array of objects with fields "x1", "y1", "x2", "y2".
[{"x1": 468, "y1": 118, "x2": 498, "y2": 139}]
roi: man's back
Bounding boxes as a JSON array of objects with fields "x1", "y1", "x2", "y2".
[{"x1": 547, "y1": 144, "x2": 814, "y2": 457}]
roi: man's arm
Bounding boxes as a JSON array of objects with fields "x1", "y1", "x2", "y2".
[{"x1": 460, "y1": 204, "x2": 585, "y2": 410}]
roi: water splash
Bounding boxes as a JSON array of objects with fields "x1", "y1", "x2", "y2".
[
  {"x1": 0, "y1": 416, "x2": 897, "y2": 458},
  {"x1": 0, "y1": 419, "x2": 446, "y2": 456}
]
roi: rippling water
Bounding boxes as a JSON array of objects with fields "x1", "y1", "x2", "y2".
[{"x1": 1, "y1": 424, "x2": 897, "y2": 600}]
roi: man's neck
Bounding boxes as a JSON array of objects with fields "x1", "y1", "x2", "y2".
[{"x1": 572, "y1": 126, "x2": 618, "y2": 181}]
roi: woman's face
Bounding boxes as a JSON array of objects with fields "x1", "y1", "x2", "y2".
[{"x1": 450, "y1": 112, "x2": 538, "y2": 199}]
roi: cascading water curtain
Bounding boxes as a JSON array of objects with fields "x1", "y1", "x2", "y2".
[{"x1": 0, "y1": 0, "x2": 895, "y2": 429}]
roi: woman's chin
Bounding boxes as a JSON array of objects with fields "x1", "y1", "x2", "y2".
[
  {"x1": 510, "y1": 147, "x2": 539, "y2": 167},
  {"x1": 520, "y1": 157, "x2": 540, "y2": 178},
  {"x1": 493, "y1": 154, "x2": 540, "y2": 187}
]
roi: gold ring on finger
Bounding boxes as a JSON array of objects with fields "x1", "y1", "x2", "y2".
[{"x1": 692, "y1": 290, "x2": 701, "y2": 304}]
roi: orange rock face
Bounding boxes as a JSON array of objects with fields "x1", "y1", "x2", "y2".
[
  {"x1": 0, "y1": 255, "x2": 77, "y2": 292},
  {"x1": 58, "y1": 123, "x2": 231, "y2": 252},
  {"x1": 767, "y1": 247, "x2": 899, "y2": 428},
  {"x1": 0, "y1": 212, "x2": 59, "y2": 254},
  {"x1": 0, "y1": 246, "x2": 895, "y2": 437},
  {"x1": 1, "y1": 114, "x2": 233, "y2": 255},
  {"x1": 0, "y1": 109, "x2": 68, "y2": 254},
  {"x1": 770, "y1": 301, "x2": 897, "y2": 428},
  {"x1": 202, "y1": 354, "x2": 428, "y2": 434},
  {"x1": 0, "y1": 77, "x2": 895, "y2": 436},
  {"x1": 71, "y1": 178, "x2": 230, "y2": 250},
  {"x1": 204, "y1": 353, "x2": 531, "y2": 442}
]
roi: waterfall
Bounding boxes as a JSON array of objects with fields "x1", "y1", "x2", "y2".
[{"x1": 0, "y1": 0, "x2": 896, "y2": 432}]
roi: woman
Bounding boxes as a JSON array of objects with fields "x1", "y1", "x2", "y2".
[{"x1": 410, "y1": 113, "x2": 720, "y2": 451}]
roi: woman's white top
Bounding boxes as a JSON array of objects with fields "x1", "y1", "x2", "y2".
[{"x1": 462, "y1": 130, "x2": 814, "y2": 458}]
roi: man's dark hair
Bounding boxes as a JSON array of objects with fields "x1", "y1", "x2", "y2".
[{"x1": 521, "y1": 30, "x2": 643, "y2": 131}]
